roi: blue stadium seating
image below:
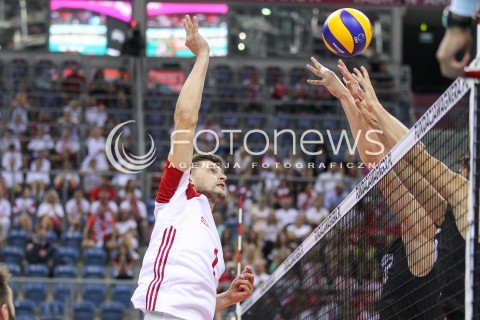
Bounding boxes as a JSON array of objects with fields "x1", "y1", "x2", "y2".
[
  {"x1": 53, "y1": 264, "x2": 77, "y2": 278},
  {"x1": 14, "y1": 299, "x2": 36, "y2": 316},
  {"x1": 8, "y1": 228, "x2": 30, "y2": 249},
  {"x1": 82, "y1": 247, "x2": 106, "y2": 266},
  {"x1": 16, "y1": 315, "x2": 36, "y2": 320},
  {"x1": 82, "y1": 265, "x2": 106, "y2": 279},
  {"x1": 82, "y1": 284, "x2": 106, "y2": 304},
  {"x1": 4, "y1": 262, "x2": 21, "y2": 276},
  {"x1": 73, "y1": 301, "x2": 96, "y2": 320},
  {"x1": 53, "y1": 283, "x2": 73, "y2": 302},
  {"x1": 46, "y1": 231, "x2": 57, "y2": 243},
  {"x1": 1, "y1": 246, "x2": 23, "y2": 264},
  {"x1": 100, "y1": 301, "x2": 124, "y2": 320},
  {"x1": 57, "y1": 246, "x2": 79, "y2": 264},
  {"x1": 111, "y1": 284, "x2": 134, "y2": 307},
  {"x1": 61, "y1": 232, "x2": 83, "y2": 249},
  {"x1": 25, "y1": 264, "x2": 49, "y2": 277},
  {"x1": 39, "y1": 301, "x2": 65, "y2": 318},
  {"x1": 24, "y1": 283, "x2": 48, "y2": 303}
]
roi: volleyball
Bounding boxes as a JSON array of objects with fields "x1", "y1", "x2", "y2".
[{"x1": 322, "y1": 8, "x2": 372, "y2": 57}]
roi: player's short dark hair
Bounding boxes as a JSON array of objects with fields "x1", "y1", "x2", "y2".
[
  {"x1": 192, "y1": 154, "x2": 223, "y2": 169},
  {"x1": 0, "y1": 264, "x2": 11, "y2": 307}
]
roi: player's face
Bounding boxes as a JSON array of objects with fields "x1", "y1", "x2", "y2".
[{"x1": 191, "y1": 161, "x2": 227, "y2": 203}]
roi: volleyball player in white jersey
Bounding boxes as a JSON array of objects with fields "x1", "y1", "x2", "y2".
[{"x1": 131, "y1": 15, "x2": 254, "y2": 320}]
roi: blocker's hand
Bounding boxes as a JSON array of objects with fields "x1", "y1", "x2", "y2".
[
  {"x1": 184, "y1": 15, "x2": 210, "y2": 57},
  {"x1": 227, "y1": 266, "x2": 254, "y2": 304},
  {"x1": 307, "y1": 57, "x2": 348, "y2": 99}
]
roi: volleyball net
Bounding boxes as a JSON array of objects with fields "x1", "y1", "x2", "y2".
[{"x1": 241, "y1": 76, "x2": 480, "y2": 319}]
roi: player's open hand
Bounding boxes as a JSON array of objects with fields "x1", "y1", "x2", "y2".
[
  {"x1": 228, "y1": 266, "x2": 254, "y2": 304},
  {"x1": 307, "y1": 57, "x2": 348, "y2": 100},
  {"x1": 184, "y1": 15, "x2": 209, "y2": 57},
  {"x1": 337, "y1": 59, "x2": 365, "y2": 103}
]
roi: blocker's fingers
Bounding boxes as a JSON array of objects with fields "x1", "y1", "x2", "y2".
[
  {"x1": 360, "y1": 66, "x2": 370, "y2": 80},
  {"x1": 310, "y1": 56, "x2": 322, "y2": 69},
  {"x1": 307, "y1": 79, "x2": 325, "y2": 86},
  {"x1": 192, "y1": 16, "x2": 199, "y2": 30},
  {"x1": 353, "y1": 68, "x2": 363, "y2": 78},
  {"x1": 307, "y1": 64, "x2": 319, "y2": 75}
]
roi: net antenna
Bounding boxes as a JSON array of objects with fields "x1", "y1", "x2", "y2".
[{"x1": 236, "y1": 195, "x2": 243, "y2": 320}]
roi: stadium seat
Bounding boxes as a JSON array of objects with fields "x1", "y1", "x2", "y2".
[
  {"x1": 39, "y1": 301, "x2": 65, "y2": 317},
  {"x1": 46, "y1": 231, "x2": 57, "y2": 243},
  {"x1": 41, "y1": 318, "x2": 63, "y2": 320},
  {"x1": 8, "y1": 228, "x2": 30, "y2": 249},
  {"x1": 73, "y1": 301, "x2": 96, "y2": 320},
  {"x1": 82, "y1": 284, "x2": 106, "y2": 304},
  {"x1": 61, "y1": 232, "x2": 83, "y2": 249},
  {"x1": 82, "y1": 247, "x2": 106, "y2": 266},
  {"x1": 83, "y1": 265, "x2": 106, "y2": 279},
  {"x1": 57, "y1": 246, "x2": 79, "y2": 264},
  {"x1": 4, "y1": 262, "x2": 21, "y2": 276},
  {"x1": 100, "y1": 301, "x2": 125, "y2": 320},
  {"x1": 24, "y1": 283, "x2": 48, "y2": 303},
  {"x1": 16, "y1": 315, "x2": 36, "y2": 320},
  {"x1": 53, "y1": 264, "x2": 77, "y2": 278},
  {"x1": 1, "y1": 246, "x2": 23, "y2": 264},
  {"x1": 14, "y1": 299, "x2": 36, "y2": 316},
  {"x1": 25, "y1": 264, "x2": 49, "y2": 277},
  {"x1": 111, "y1": 284, "x2": 134, "y2": 307},
  {"x1": 53, "y1": 283, "x2": 73, "y2": 302}
]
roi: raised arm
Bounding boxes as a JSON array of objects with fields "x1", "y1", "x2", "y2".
[
  {"x1": 349, "y1": 66, "x2": 467, "y2": 217},
  {"x1": 378, "y1": 171, "x2": 436, "y2": 276},
  {"x1": 168, "y1": 15, "x2": 210, "y2": 170},
  {"x1": 306, "y1": 57, "x2": 383, "y2": 167}
]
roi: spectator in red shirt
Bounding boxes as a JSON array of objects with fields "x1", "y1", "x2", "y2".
[
  {"x1": 89, "y1": 175, "x2": 116, "y2": 201},
  {"x1": 82, "y1": 203, "x2": 115, "y2": 249},
  {"x1": 61, "y1": 65, "x2": 85, "y2": 96}
]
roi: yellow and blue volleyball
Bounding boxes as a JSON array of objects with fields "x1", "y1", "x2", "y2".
[{"x1": 322, "y1": 8, "x2": 372, "y2": 57}]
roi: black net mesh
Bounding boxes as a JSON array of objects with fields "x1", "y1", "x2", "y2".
[{"x1": 241, "y1": 79, "x2": 477, "y2": 320}]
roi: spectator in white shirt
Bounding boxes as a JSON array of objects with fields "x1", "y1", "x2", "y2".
[
  {"x1": 57, "y1": 109, "x2": 79, "y2": 138},
  {"x1": 13, "y1": 187, "x2": 36, "y2": 233},
  {"x1": 250, "y1": 196, "x2": 271, "y2": 221},
  {"x1": 63, "y1": 99, "x2": 82, "y2": 124},
  {"x1": 26, "y1": 151, "x2": 51, "y2": 199},
  {"x1": 286, "y1": 213, "x2": 311, "y2": 243},
  {"x1": 252, "y1": 258, "x2": 270, "y2": 287},
  {"x1": 7, "y1": 114, "x2": 28, "y2": 136},
  {"x1": 113, "y1": 208, "x2": 139, "y2": 253},
  {"x1": 275, "y1": 195, "x2": 299, "y2": 229},
  {"x1": 305, "y1": 195, "x2": 329, "y2": 227},
  {"x1": 0, "y1": 190, "x2": 12, "y2": 245},
  {"x1": 0, "y1": 129, "x2": 21, "y2": 152},
  {"x1": 80, "y1": 157, "x2": 103, "y2": 193},
  {"x1": 1, "y1": 144, "x2": 24, "y2": 192},
  {"x1": 1, "y1": 144, "x2": 22, "y2": 171},
  {"x1": 119, "y1": 192, "x2": 149, "y2": 244},
  {"x1": 90, "y1": 190, "x2": 119, "y2": 218},
  {"x1": 53, "y1": 160, "x2": 80, "y2": 197},
  {"x1": 314, "y1": 162, "x2": 344, "y2": 194},
  {"x1": 53, "y1": 127, "x2": 80, "y2": 164},
  {"x1": 86, "y1": 127, "x2": 106, "y2": 157},
  {"x1": 117, "y1": 178, "x2": 142, "y2": 201},
  {"x1": 65, "y1": 190, "x2": 90, "y2": 233},
  {"x1": 85, "y1": 99, "x2": 108, "y2": 128},
  {"x1": 37, "y1": 189, "x2": 64, "y2": 235},
  {"x1": 27, "y1": 126, "x2": 54, "y2": 156}
]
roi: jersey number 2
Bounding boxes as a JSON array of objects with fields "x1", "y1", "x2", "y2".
[{"x1": 212, "y1": 248, "x2": 219, "y2": 276}]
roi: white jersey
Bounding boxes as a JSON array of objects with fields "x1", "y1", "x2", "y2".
[{"x1": 132, "y1": 162, "x2": 225, "y2": 319}]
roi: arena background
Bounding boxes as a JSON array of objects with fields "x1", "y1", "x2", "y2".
[{"x1": 0, "y1": 0, "x2": 476, "y2": 319}]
